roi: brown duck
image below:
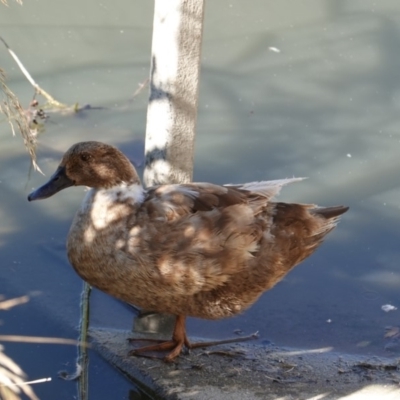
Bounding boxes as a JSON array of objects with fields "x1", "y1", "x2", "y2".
[{"x1": 28, "y1": 141, "x2": 348, "y2": 361}]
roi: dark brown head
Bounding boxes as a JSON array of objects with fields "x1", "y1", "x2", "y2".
[{"x1": 28, "y1": 141, "x2": 141, "y2": 201}]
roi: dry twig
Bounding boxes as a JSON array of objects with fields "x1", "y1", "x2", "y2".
[
  {"x1": 0, "y1": 68, "x2": 43, "y2": 173},
  {"x1": 0, "y1": 37, "x2": 66, "y2": 108}
]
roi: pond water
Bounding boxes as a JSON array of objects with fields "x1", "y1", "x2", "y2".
[{"x1": 1, "y1": 0, "x2": 400, "y2": 399}]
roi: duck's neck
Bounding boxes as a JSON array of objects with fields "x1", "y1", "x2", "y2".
[
  {"x1": 77, "y1": 182, "x2": 145, "y2": 234},
  {"x1": 92, "y1": 182, "x2": 145, "y2": 205}
]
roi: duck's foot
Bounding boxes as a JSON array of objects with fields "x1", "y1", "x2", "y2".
[
  {"x1": 189, "y1": 331, "x2": 259, "y2": 349},
  {"x1": 128, "y1": 315, "x2": 259, "y2": 362},
  {"x1": 128, "y1": 338, "x2": 189, "y2": 362},
  {"x1": 128, "y1": 314, "x2": 190, "y2": 362},
  {"x1": 128, "y1": 327, "x2": 259, "y2": 362}
]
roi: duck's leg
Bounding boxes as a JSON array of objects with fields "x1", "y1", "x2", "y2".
[{"x1": 128, "y1": 315, "x2": 189, "y2": 362}]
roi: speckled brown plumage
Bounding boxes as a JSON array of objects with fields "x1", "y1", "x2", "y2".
[{"x1": 28, "y1": 141, "x2": 348, "y2": 361}]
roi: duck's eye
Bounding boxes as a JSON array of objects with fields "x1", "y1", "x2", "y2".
[{"x1": 80, "y1": 153, "x2": 92, "y2": 162}]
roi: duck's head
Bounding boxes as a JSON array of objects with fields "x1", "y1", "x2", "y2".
[{"x1": 28, "y1": 141, "x2": 141, "y2": 201}]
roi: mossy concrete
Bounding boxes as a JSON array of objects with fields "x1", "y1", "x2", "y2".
[{"x1": 89, "y1": 328, "x2": 400, "y2": 400}]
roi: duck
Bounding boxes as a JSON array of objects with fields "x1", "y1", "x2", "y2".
[{"x1": 28, "y1": 141, "x2": 348, "y2": 362}]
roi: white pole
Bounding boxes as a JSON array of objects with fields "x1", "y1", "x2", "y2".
[
  {"x1": 144, "y1": 0, "x2": 205, "y2": 187},
  {"x1": 135, "y1": 0, "x2": 205, "y2": 334}
]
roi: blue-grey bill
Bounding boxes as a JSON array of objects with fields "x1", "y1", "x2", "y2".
[{"x1": 28, "y1": 166, "x2": 74, "y2": 201}]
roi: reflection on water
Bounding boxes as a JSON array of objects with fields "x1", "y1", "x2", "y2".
[{"x1": 1, "y1": 0, "x2": 400, "y2": 398}]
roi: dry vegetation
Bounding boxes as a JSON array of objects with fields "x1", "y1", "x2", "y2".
[
  {"x1": 1, "y1": 2, "x2": 45, "y2": 397},
  {"x1": 0, "y1": 68, "x2": 43, "y2": 173},
  {"x1": 0, "y1": 296, "x2": 40, "y2": 400}
]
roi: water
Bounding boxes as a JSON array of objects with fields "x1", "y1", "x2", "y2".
[{"x1": 1, "y1": 0, "x2": 400, "y2": 398}]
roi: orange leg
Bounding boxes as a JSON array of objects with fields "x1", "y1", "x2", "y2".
[{"x1": 128, "y1": 315, "x2": 259, "y2": 362}]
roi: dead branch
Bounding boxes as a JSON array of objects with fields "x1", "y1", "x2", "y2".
[
  {"x1": 0, "y1": 37, "x2": 66, "y2": 108},
  {"x1": 0, "y1": 68, "x2": 43, "y2": 173}
]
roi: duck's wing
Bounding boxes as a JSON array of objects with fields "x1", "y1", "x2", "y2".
[
  {"x1": 225, "y1": 177, "x2": 305, "y2": 199},
  {"x1": 143, "y1": 182, "x2": 249, "y2": 218},
  {"x1": 143, "y1": 177, "x2": 305, "y2": 219},
  {"x1": 124, "y1": 179, "x2": 302, "y2": 296}
]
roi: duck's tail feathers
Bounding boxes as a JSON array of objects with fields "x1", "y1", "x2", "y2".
[{"x1": 311, "y1": 205, "x2": 349, "y2": 220}]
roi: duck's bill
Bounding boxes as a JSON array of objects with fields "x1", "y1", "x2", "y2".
[{"x1": 28, "y1": 166, "x2": 74, "y2": 201}]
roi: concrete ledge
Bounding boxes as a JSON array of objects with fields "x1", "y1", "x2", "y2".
[{"x1": 90, "y1": 328, "x2": 400, "y2": 400}]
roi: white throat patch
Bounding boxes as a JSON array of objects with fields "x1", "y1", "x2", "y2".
[{"x1": 82, "y1": 183, "x2": 145, "y2": 230}]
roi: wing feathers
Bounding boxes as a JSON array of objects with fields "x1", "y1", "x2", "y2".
[{"x1": 225, "y1": 177, "x2": 306, "y2": 199}]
